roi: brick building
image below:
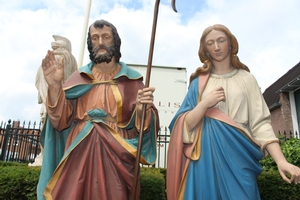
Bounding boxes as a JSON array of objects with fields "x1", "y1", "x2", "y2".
[{"x1": 263, "y1": 62, "x2": 300, "y2": 137}]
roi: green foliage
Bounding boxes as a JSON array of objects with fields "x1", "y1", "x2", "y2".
[
  {"x1": 0, "y1": 162, "x2": 166, "y2": 200},
  {"x1": 0, "y1": 161, "x2": 25, "y2": 167},
  {"x1": 140, "y1": 167, "x2": 166, "y2": 200},
  {"x1": 1, "y1": 153, "x2": 299, "y2": 200},
  {"x1": 0, "y1": 161, "x2": 40, "y2": 200},
  {"x1": 258, "y1": 170, "x2": 300, "y2": 200},
  {"x1": 260, "y1": 137, "x2": 300, "y2": 171},
  {"x1": 258, "y1": 137, "x2": 300, "y2": 198}
]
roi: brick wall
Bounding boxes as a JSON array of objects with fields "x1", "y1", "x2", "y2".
[{"x1": 270, "y1": 92, "x2": 293, "y2": 137}]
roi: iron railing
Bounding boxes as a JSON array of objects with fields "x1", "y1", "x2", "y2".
[
  {"x1": 279, "y1": 130, "x2": 299, "y2": 139},
  {"x1": 0, "y1": 120, "x2": 41, "y2": 163},
  {"x1": 0, "y1": 119, "x2": 298, "y2": 168}
]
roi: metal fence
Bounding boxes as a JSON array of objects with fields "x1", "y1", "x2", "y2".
[
  {"x1": 278, "y1": 130, "x2": 299, "y2": 141},
  {"x1": 0, "y1": 119, "x2": 298, "y2": 168},
  {"x1": 0, "y1": 120, "x2": 171, "y2": 167},
  {"x1": 0, "y1": 120, "x2": 41, "y2": 163},
  {"x1": 154, "y1": 126, "x2": 170, "y2": 168}
]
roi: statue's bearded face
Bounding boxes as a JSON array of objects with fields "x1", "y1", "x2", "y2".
[
  {"x1": 88, "y1": 25, "x2": 117, "y2": 64},
  {"x1": 91, "y1": 44, "x2": 116, "y2": 64}
]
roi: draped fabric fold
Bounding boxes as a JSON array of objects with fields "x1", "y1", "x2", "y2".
[
  {"x1": 167, "y1": 73, "x2": 265, "y2": 200},
  {"x1": 184, "y1": 117, "x2": 262, "y2": 200},
  {"x1": 37, "y1": 62, "x2": 159, "y2": 200}
]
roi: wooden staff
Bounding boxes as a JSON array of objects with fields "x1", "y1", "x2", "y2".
[{"x1": 131, "y1": 0, "x2": 177, "y2": 199}]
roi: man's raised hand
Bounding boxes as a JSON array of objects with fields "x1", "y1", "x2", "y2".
[
  {"x1": 41, "y1": 50, "x2": 65, "y2": 105},
  {"x1": 42, "y1": 50, "x2": 64, "y2": 87}
]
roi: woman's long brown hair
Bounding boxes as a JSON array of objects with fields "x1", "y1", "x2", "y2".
[{"x1": 189, "y1": 24, "x2": 249, "y2": 85}]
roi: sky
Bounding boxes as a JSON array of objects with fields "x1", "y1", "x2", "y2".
[{"x1": 0, "y1": 0, "x2": 300, "y2": 124}]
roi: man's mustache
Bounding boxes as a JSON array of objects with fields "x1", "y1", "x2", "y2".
[{"x1": 92, "y1": 45, "x2": 110, "y2": 56}]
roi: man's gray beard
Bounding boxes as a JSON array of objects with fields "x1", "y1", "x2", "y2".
[{"x1": 92, "y1": 45, "x2": 115, "y2": 64}]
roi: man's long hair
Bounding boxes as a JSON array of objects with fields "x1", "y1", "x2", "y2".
[{"x1": 87, "y1": 19, "x2": 122, "y2": 63}]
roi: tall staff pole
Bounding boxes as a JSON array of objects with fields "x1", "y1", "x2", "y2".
[
  {"x1": 131, "y1": 0, "x2": 177, "y2": 199},
  {"x1": 77, "y1": 0, "x2": 92, "y2": 68}
]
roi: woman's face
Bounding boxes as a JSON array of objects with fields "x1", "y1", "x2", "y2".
[{"x1": 204, "y1": 30, "x2": 231, "y2": 63}]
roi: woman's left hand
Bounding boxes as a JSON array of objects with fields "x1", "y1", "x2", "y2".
[{"x1": 277, "y1": 161, "x2": 300, "y2": 184}]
